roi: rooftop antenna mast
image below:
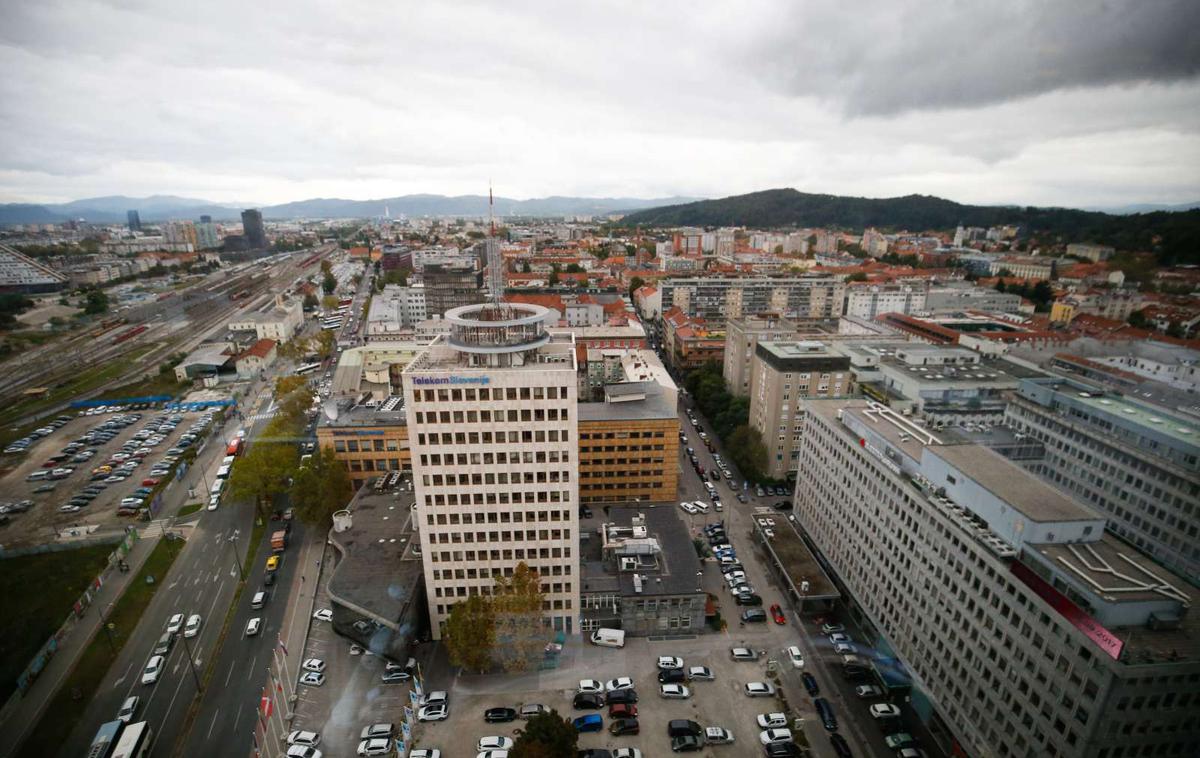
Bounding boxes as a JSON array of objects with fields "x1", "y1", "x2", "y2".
[{"x1": 486, "y1": 181, "x2": 504, "y2": 305}]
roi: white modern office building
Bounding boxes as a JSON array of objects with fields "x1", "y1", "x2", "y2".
[
  {"x1": 792, "y1": 399, "x2": 1199, "y2": 758},
  {"x1": 402, "y1": 302, "x2": 580, "y2": 638}
]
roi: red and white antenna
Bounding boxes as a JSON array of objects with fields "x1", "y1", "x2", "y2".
[{"x1": 489, "y1": 181, "x2": 496, "y2": 238}]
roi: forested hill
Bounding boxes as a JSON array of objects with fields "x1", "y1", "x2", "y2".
[{"x1": 619, "y1": 189, "x2": 1200, "y2": 265}]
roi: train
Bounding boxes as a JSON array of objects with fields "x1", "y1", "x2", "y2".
[{"x1": 110, "y1": 325, "x2": 148, "y2": 345}]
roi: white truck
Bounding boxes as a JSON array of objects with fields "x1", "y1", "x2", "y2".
[{"x1": 589, "y1": 628, "x2": 626, "y2": 648}]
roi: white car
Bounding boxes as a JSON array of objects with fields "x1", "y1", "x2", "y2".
[
  {"x1": 757, "y1": 713, "x2": 788, "y2": 729},
  {"x1": 166, "y1": 613, "x2": 185, "y2": 634},
  {"x1": 477, "y1": 752, "x2": 507, "y2": 758},
  {"x1": 477, "y1": 736, "x2": 514, "y2": 751},
  {"x1": 360, "y1": 724, "x2": 394, "y2": 740},
  {"x1": 606, "y1": 677, "x2": 634, "y2": 692},
  {"x1": 687, "y1": 666, "x2": 714, "y2": 681},
  {"x1": 759, "y1": 728, "x2": 793, "y2": 745},
  {"x1": 141, "y1": 655, "x2": 165, "y2": 685},
  {"x1": 744, "y1": 682, "x2": 776, "y2": 697},
  {"x1": 418, "y1": 703, "x2": 449, "y2": 721},
  {"x1": 657, "y1": 656, "x2": 684, "y2": 670},
  {"x1": 286, "y1": 747, "x2": 322, "y2": 758},
  {"x1": 679, "y1": 501, "x2": 699, "y2": 514},
  {"x1": 871, "y1": 703, "x2": 902, "y2": 719},
  {"x1": 856, "y1": 685, "x2": 884, "y2": 698},
  {"x1": 356, "y1": 739, "x2": 392, "y2": 757},
  {"x1": 245, "y1": 617, "x2": 262, "y2": 636},
  {"x1": 302, "y1": 658, "x2": 326, "y2": 673},
  {"x1": 299, "y1": 671, "x2": 325, "y2": 686},
  {"x1": 116, "y1": 695, "x2": 140, "y2": 723},
  {"x1": 829, "y1": 633, "x2": 851, "y2": 644},
  {"x1": 578, "y1": 679, "x2": 604, "y2": 694},
  {"x1": 313, "y1": 608, "x2": 333, "y2": 622},
  {"x1": 612, "y1": 750, "x2": 643, "y2": 758},
  {"x1": 421, "y1": 690, "x2": 448, "y2": 706},
  {"x1": 660, "y1": 684, "x2": 690, "y2": 699},
  {"x1": 785, "y1": 645, "x2": 804, "y2": 669},
  {"x1": 821, "y1": 623, "x2": 845, "y2": 634},
  {"x1": 410, "y1": 751, "x2": 442, "y2": 758},
  {"x1": 184, "y1": 614, "x2": 202, "y2": 638},
  {"x1": 287, "y1": 731, "x2": 322, "y2": 747},
  {"x1": 705, "y1": 726, "x2": 735, "y2": 744}
]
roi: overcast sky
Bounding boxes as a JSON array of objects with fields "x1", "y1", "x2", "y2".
[{"x1": 2, "y1": 0, "x2": 1198, "y2": 208}]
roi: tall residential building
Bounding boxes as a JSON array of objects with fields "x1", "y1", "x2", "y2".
[
  {"x1": 843, "y1": 283, "x2": 927, "y2": 320},
  {"x1": 241, "y1": 208, "x2": 267, "y2": 249},
  {"x1": 924, "y1": 286, "x2": 1025, "y2": 314},
  {"x1": 1003, "y1": 376, "x2": 1200, "y2": 585},
  {"x1": 748, "y1": 341, "x2": 851, "y2": 479},
  {"x1": 722, "y1": 315, "x2": 806, "y2": 396},
  {"x1": 793, "y1": 400, "x2": 1200, "y2": 758},
  {"x1": 403, "y1": 303, "x2": 579, "y2": 637},
  {"x1": 421, "y1": 261, "x2": 484, "y2": 318},
  {"x1": 196, "y1": 218, "x2": 220, "y2": 250},
  {"x1": 127, "y1": 210, "x2": 141, "y2": 231},
  {"x1": 658, "y1": 275, "x2": 844, "y2": 323}
]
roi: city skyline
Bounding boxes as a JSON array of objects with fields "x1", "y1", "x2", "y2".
[{"x1": 2, "y1": 1, "x2": 1198, "y2": 208}]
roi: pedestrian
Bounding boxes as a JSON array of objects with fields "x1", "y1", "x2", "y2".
[{"x1": 301, "y1": 575, "x2": 306, "y2": 583}]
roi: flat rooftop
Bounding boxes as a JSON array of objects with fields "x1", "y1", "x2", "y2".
[
  {"x1": 1069, "y1": 389, "x2": 1199, "y2": 447},
  {"x1": 879, "y1": 357, "x2": 1020, "y2": 388},
  {"x1": 580, "y1": 503, "x2": 703, "y2": 598},
  {"x1": 577, "y1": 386, "x2": 677, "y2": 422},
  {"x1": 327, "y1": 490, "x2": 423, "y2": 628},
  {"x1": 757, "y1": 513, "x2": 839, "y2": 600},
  {"x1": 318, "y1": 401, "x2": 406, "y2": 429}
]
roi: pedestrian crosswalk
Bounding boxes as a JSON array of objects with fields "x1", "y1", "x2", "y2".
[{"x1": 245, "y1": 411, "x2": 277, "y2": 423}]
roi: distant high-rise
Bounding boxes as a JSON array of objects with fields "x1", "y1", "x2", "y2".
[
  {"x1": 241, "y1": 209, "x2": 267, "y2": 249},
  {"x1": 127, "y1": 210, "x2": 141, "y2": 232},
  {"x1": 199, "y1": 214, "x2": 212, "y2": 224}
]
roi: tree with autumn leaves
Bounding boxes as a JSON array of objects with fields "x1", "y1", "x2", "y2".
[{"x1": 444, "y1": 562, "x2": 547, "y2": 674}]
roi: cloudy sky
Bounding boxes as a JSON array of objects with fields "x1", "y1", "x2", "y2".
[{"x1": 2, "y1": 0, "x2": 1198, "y2": 208}]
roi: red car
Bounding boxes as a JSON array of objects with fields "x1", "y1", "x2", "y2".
[
  {"x1": 609, "y1": 703, "x2": 638, "y2": 718},
  {"x1": 142, "y1": 478, "x2": 160, "y2": 487},
  {"x1": 770, "y1": 603, "x2": 787, "y2": 625}
]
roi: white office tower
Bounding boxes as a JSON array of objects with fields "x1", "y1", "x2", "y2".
[
  {"x1": 792, "y1": 400, "x2": 1199, "y2": 758},
  {"x1": 403, "y1": 303, "x2": 580, "y2": 638}
]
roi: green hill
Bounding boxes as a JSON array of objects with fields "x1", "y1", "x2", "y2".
[{"x1": 619, "y1": 189, "x2": 1200, "y2": 265}]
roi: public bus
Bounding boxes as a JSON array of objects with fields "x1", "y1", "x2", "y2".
[
  {"x1": 110, "y1": 721, "x2": 153, "y2": 758},
  {"x1": 338, "y1": 297, "x2": 353, "y2": 307},
  {"x1": 86, "y1": 720, "x2": 124, "y2": 758},
  {"x1": 320, "y1": 320, "x2": 343, "y2": 331},
  {"x1": 294, "y1": 362, "x2": 322, "y2": 376}
]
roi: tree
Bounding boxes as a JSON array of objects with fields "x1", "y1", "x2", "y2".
[
  {"x1": 492, "y1": 562, "x2": 546, "y2": 672},
  {"x1": 289, "y1": 447, "x2": 352, "y2": 526},
  {"x1": 548, "y1": 265, "x2": 560, "y2": 287},
  {"x1": 320, "y1": 259, "x2": 332, "y2": 275},
  {"x1": 322, "y1": 272, "x2": 337, "y2": 294},
  {"x1": 315, "y1": 329, "x2": 335, "y2": 358},
  {"x1": 83, "y1": 289, "x2": 109, "y2": 314},
  {"x1": 444, "y1": 595, "x2": 496, "y2": 673},
  {"x1": 727, "y1": 424, "x2": 768, "y2": 483},
  {"x1": 321, "y1": 295, "x2": 338, "y2": 310},
  {"x1": 628, "y1": 276, "x2": 645, "y2": 300},
  {"x1": 846, "y1": 272, "x2": 868, "y2": 282},
  {"x1": 226, "y1": 420, "x2": 299, "y2": 518},
  {"x1": 520, "y1": 261, "x2": 531, "y2": 273},
  {"x1": 1128, "y1": 309, "x2": 1151, "y2": 329},
  {"x1": 511, "y1": 711, "x2": 578, "y2": 758},
  {"x1": 564, "y1": 263, "x2": 583, "y2": 274},
  {"x1": 302, "y1": 293, "x2": 318, "y2": 310}
]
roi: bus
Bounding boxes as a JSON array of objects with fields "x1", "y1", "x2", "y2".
[
  {"x1": 295, "y1": 362, "x2": 321, "y2": 376},
  {"x1": 110, "y1": 721, "x2": 153, "y2": 758},
  {"x1": 338, "y1": 297, "x2": 353, "y2": 307},
  {"x1": 87, "y1": 720, "x2": 124, "y2": 758},
  {"x1": 320, "y1": 320, "x2": 343, "y2": 331},
  {"x1": 226, "y1": 438, "x2": 243, "y2": 457}
]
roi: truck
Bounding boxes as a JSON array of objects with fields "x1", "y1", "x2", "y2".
[
  {"x1": 589, "y1": 628, "x2": 625, "y2": 648},
  {"x1": 270, "y1": 529, "x2": 288, "y2": 552}
]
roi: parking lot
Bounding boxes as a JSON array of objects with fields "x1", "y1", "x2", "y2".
[{"x1": 0, "y1": 405, "x2": 218, "y2": 543}]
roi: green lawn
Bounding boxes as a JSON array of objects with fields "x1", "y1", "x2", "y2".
[
  {"x1": 177, "y1": 503, "x2": 203, "y2": 517},
  {"x1": 0, "y1": 544, "x2": 115, "y2": 702},
  {"x1": 17, "y1": 537, "x2": 184, "y2": 757}
]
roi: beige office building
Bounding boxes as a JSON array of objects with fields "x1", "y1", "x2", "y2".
[{"x1": 402, "y1": 303, "x2": 580, "y2": 638}]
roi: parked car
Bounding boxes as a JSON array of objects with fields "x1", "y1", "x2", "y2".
[
  {"x1": 484, "y1": 707, "x2": 517, "y2": 723},
  {"x1": 744, "y1": 682, "x2": 776, "y2": 697}
]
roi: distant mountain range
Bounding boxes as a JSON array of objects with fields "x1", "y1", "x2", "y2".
[
  {"x1": 0, "y1": 193, "x2": 702, "y2": 226},
  {"x1": 619, "y1": 188, "x2": 1200, "y2": 265}
]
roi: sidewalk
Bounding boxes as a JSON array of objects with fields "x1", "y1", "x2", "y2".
[{"x1": 0, "y1": 531, "x2": 161, "y2": 752}]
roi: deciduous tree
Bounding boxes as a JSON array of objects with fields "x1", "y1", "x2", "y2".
[
  {"x1": 289, "y1": 446, "x2": 352, "y2": 526},
  {"x1": 444, "y1": 595, "x2": 496, "y2": 673},
  {"x1": 512, "y1": 711, "x2": 577, "y2": 758},
  {"x1": 492, "y1": 562, "x2": 546, "y2": 672}
]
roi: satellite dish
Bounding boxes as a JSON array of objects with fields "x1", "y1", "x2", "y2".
[{"x1": 323, "y1": 401, "x2": 339, "y2": 421}]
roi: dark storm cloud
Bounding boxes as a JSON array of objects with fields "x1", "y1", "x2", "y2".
[{"x1": 755, "y1": 0, "x2": 1200, "y2": 115}]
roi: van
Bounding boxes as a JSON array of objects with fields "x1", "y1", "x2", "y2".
[
  {"x1": 589, "y1": 628, "x2": 625, "y2": 648},
  {"x1": 692, "y1": 501, "x2": 710, "y2": 513},
  {"x1": 26, "y1": 470, "x2": 49, "y2": 481},
  {"x1": 703, "y1": 481, "x2": 716, "y2": 495},
  {"x1": 814, "y1": 697, "x2": 838, "y2": 731},
  {"x1": 251, "y1": 591, "x2": 267, "y2": 609}
]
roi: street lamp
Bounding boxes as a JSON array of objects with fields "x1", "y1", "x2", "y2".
[
  {"x1": 228, "y1": 530, "x2": 245, "y2": 580},
  {"x1": 99, "y1": 601, "x2": 117, "y2": 657},
  {"x1": 179, "y1": 630, "x2": 203, "y2": 690}
]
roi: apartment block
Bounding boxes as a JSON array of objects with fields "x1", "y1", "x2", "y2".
[
  {"x1": 749, "y1": 341, "x2": 851, "y2": 479},
  {"x1": 1003, "y1": 376, "x2": 1200, "y2": 585},
  {"x1": 722, "y1": 315, "x2": 807, "y2": 395},
  {"x1": 793, "y1": 400, "x2": 1200, "y2": 758},
  {"x1": 658, "y1": 275, "x2": 845, "y2": 323},
  {"x1": 843, "y1": 283, "x2": 927, "y2": 320},
  {"x1": 402, "y1": 303, "x2": 579, "y2": 637}
]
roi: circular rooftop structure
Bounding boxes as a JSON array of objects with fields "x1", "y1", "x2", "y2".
[{"x1": 444, "y1": 302, "x2": 551, "y2": 354}]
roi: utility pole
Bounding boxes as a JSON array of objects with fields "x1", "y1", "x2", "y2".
[
  {"x1": 180, "y1": 630, "x2": 203, "y2": 690},
  {"x1": 229, "y1": 530, "x2": 245, "y2": 580}
]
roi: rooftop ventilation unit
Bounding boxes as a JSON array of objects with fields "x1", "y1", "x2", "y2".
[{"x1": 620, "y1": 557, "x2": 638, "y2": 572}]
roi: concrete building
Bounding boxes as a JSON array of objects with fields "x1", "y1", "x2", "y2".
[
  {"x1": 227, "y1": 295, "x2": 304, "y2": 342},
  {"x1": 924, "y1": 286, "x2": 1026, "y2": 314},
  {"x1": 234, "y1": 338, "x2": 277, "y2": 379},
  {"x1": 1067, "y1": 243, "x2": 1115, "y2": 262},
  {"x1": 316, "y1": 399, "x2": 411, "y2": 487},
  {"x1": 658, "y1": 275, "x2": 845, "y2": 323},
  {"x1": 793, "y1": 400, "x2": 1200, "y2": 758},
  {"x1": 0, "y1": 244, "x2": 68, "y2": 293},
  {"x1": 173, "y1": 343, "x2": 236, "y2": 381},
  {"x1": 579, "y1": 507, "x2": 705, "y2": 635},
  {"x1": 241, "y1": 209, "x2": 267, "y2": 249},
  {"x1": 126, "y1": 210, "x2": 141, "y2": 232},
  {"x1": 722, "y1": 315, "x2": 807, "y2": 396},
  {"x1": 844, "y1": 283, "x2": 927, "y2": 320},
  {"x1": 402, "y1": 303, "x2": 580, "y2": 637},
  {"x1": 989, "y1": 256, "x2": 1062, "y2": 280},
  {"x1": 421, "y1": 261, "x2": 483, "y2": 318},
  {"x1": 867, "y1": 344, "x2": 1026, "y2": 425},
  {"x1": 196, "y1": 219, "x2": 220, "y2": 250},
  {"x1": 1003, "y1": 376, "x2": 1200, "y2": 585},
  {"x1": 749, "y1": 341, "x2": 852, "y2": 479},
  {"x1": 366, "y1": 284, "x2": 427, "y2": 336}
]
